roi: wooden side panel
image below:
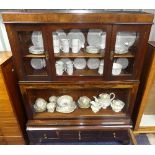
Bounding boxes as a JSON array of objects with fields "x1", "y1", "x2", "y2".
[
  {"x1": 0, "y1": 57, "x2": 25, "y2": 144},
  {"x1": 134, "y1": 42, "x2": 155, "y2": 131}
]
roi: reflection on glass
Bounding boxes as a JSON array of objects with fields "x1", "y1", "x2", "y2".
[
  {"x1": 18, "y1": 31, "x2": 44, "y2": 55},
  {"x1": 52, "y1": 29, "x2": 106, "y2": 54},
  {"x1": 115, "y1": 32, "x2": 137, "y2": 54}
]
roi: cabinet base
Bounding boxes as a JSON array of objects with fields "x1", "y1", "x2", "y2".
[{"x1": 27, "y1": 127, "x2": 134, "y2": 145}]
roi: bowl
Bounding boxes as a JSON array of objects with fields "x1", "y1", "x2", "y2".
[
  {"x1": 111, "y1": 99, "x2": 125, "y2": 112},
  {"x1": 57, "y1": 95, "x2": 73, "y2": 107},
  {"x1": 86, "y1": 46, "x2": 100, "y2": 54}
]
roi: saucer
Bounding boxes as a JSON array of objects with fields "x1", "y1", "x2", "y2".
[
  {"x1": 86, "y1": 46, "x2": 100, "y2": 54},
  {"x1": 73, "y1": 58, "x2": 87, "y2": 70},
  {"x1": 87, "y1": 58, "x2": 100, "y2": 69},
  {"x1": 30, "y1": 58, "x2": 46, "y2": 70},
  {"x1": 116, "y1": 58, "x2": 129, "y2": 69},
  {"x1": 56, "y1": 102, "x2": 77, "y2": 113},
  {"x1": 29, "y1": 46, "x2": 44, "y2": 54}
]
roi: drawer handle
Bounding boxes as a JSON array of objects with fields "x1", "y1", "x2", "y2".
[
  {"x1": 39, "y1": 134, "x2": 47, "y2": 143},
  {"x1": 78, "y1": 131, "x2": 81, "y2": 141},
  {"x1": 43, "y1": 134, "x2": 47, "y2": 139},
  {"x1": 113, "y1": 132, "x2": 116, "y2": 139}
]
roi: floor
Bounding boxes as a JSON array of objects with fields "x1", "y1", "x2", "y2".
[{"x1": 147, "y1": 134, "x2": 155, "y2": 144}]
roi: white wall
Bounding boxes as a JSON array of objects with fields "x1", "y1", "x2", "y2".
[
  {"x1": 143, "y1": 9, "x2": 155, "y2": 41},
  {"x1": 0, "y1": 15, "x2": 11, "y2": 52},
  {"x1": 0, "y1": 10, "x2": 155, "y2": 52}
]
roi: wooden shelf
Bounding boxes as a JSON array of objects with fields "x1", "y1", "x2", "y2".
[
  {"x1": 54, "y1": 50, "x2": 104, "y2": 58},
  {"x1": 113, "y1": 51, "x2": 135, "y2": 58},
  {"x1": 34, "y1": 107, "x2": 125, "y2": 119},
  {"x1": 57, "y1": 69, "x2": 102, "y2": 77},
  {"x1": 24, "y1": 54, "x2": 46, "y2": 58}
]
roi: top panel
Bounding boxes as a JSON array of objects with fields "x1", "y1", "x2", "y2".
[{"x1": 2, "y1": 9, "x2": 154, "y2": 23}]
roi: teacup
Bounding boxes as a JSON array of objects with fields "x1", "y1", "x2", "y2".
[
  {"x1": 112, "y1": 63, "x2": 122, "y2": 75},
  {"x1": 90, "y1": 105, "x2": 101, "y2": 113},
  {"x1": 66, "y1": 61, "x2": 73, "y2": 75},
  {"x1": 53, "y1": 39, "x2": 60, "y2": 53},
  {"x1": 55, "y1": 61, "x2": 64, "y2": 75},
  {"x1": 47, "y1": 102, "x2": 56, "y2": 113},
  {"x1": 98, "y1": 61, "x2": 104, "y2": 75},
  {"x1": 78, "y1": 96, "x2": 91, "y2": 108},
  {"x1": 71, "y1": 39, "x2": 81, "y2": 53},
  {"x1": 49, "y1": 96, "x2": 58, "y2": 103},
  {"x1": 34, "y1": 98, "x2": 47, "y2": 112},
  {"x1": 111, "y1": 99, "x2": 125, "y2": 112},
  {"x1": 60, "y1": 39, "x2": 69, "y2": 53}
]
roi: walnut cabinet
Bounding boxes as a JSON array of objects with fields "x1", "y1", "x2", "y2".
[{"x1": 2, "y1": 10, "x2": 154, "y2": 144}]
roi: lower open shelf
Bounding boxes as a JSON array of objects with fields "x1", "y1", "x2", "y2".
[{"x1": 34, "y1": 107, "x2": 125, "y2": 119}]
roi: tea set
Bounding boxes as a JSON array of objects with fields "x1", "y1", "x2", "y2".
[{"x1": 33, "y1": 93, "x2": 125, "y2": 114}]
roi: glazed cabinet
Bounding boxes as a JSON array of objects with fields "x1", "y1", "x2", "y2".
[
  {"x1": 5, "y1": 24, "x2": 150, "y2": 81},
  {"x1": 2, "y1": 10, "x2": 153, "y2": 144}
]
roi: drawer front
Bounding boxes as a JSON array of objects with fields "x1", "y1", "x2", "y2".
[{"x1": 27, "y1": 127, "x2": 133, "y2": 144}]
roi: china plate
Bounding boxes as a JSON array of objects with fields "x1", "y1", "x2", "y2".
[
  {"x1": 116, "y1": 58, "x2": 129, "y2": 69},
  {"x1": 67, "y1": 29, "x2": 85, "y2": 48},
  {"x1": 31, "y1": 31, "x2": 44, "y2": 48},
  {"x1": 115, "y1": 32, "x2": 136, "y2": 54},
  {"x1": 87, "y1": 29, "x2": 106, "y2": 49},
  {"x1": 29, "y1": 46, "x2": 44, "y2": 54},
  {"x1": 30, "y1": 58, "x2": 46, "y2": 70},
  {"x1": 87, "y1": 58, "x2": 100, "y2": 69},
  {"x1": 73, "y1": 58, "x2": 87, "y2": 70}
]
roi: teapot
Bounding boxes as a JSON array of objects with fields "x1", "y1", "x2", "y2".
[
  {"x1": 99, "y1": 93, "x2": 115, "y2": 100},
  {"x1": 94, "y1": 93, "x2": 115, "y2": 109}
]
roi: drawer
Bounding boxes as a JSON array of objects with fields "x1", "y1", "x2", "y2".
[{"x1": 27, "y1": 127, "x2": 137, "y2": 144}]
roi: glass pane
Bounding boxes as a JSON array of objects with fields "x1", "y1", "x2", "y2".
[
  {"x1": 17, "y1": 31, "x2": 45, "y2": 56},
  {"x1": 17, "y1": 30, "x2": 49, "y2": 78},
  {"x1": 23, "y1": 58, "x2": 47, "y2": 76},
  {"x1": 52, "y1": 29, "x2": 106, "y2": 77},
  {"x1": 115, "y1": 32, "x2": 138, "y2": 55}
]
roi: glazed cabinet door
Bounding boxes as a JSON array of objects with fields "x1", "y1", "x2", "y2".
[
  {"x1": 19, "y1": 82, "x2": 138, "y2": 120},
  {"x1": 6, "y1": 24, "x2": 52, "y2": 81},
  {"x1": 108, "y1": 24, "x2": 151, "y2": 80},
  {"x1": 46, "y1": 24, "x2": 112, "y2": 81}
]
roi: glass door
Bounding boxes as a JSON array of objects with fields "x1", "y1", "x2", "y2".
[
  {"x1": 109, "y1": 25, "x2": 149, "y2": 80},
  {"x1": 47, "y1": 23, "x2": 112, "y2": 81},
  {"x1": 12, "y1": 24, "x2": 52, "y2": 81}
]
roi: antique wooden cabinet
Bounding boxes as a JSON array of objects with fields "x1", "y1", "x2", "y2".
[
  {"x1": 0, "y1": 52, "x2": 26, "y2": 144},
  {"x1": 2, "y1": 10, "x2": 154, "y2": 144}
]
